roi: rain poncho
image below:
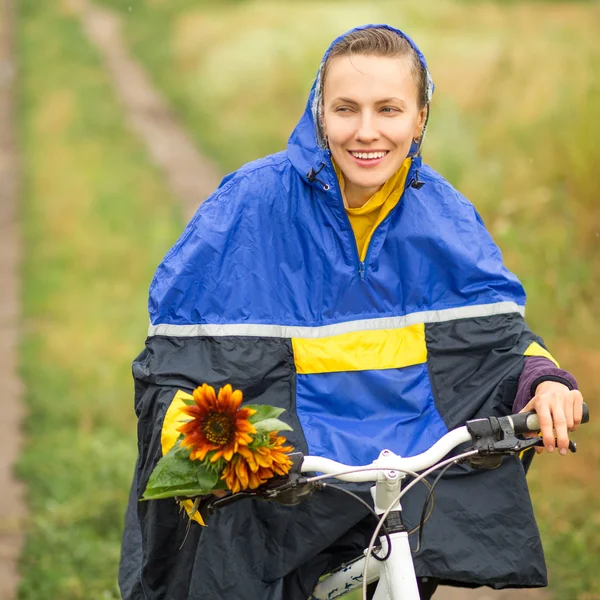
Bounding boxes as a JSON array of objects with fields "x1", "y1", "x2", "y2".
[{"x1": 119, "y1": 24, "x2": 550, "y2": 600}]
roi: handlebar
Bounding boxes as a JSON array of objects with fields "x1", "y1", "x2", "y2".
[
  {"x1": 300, "y1": 427, "x2": 473, "y2": 482},
  {"x1": 204, "y1": 403, "x2": 590, "y2": 513},
  {"x1": 510, "y1": 402, "x2": 590, "y2": 434},
  {"x1": 299, "y1": 402, "x2": 590, "y2": 482}
]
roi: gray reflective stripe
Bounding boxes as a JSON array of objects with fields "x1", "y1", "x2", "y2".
[{"x1": 148, "y1": 301, "x2": 524, "y2": 339}]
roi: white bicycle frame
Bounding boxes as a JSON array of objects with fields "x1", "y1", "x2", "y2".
[{"x1": 304, "y1": 426, "x2": 476, "y2": 600}]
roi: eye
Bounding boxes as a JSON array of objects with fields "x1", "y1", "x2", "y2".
[
  {"x1": 334, "y1": 106, "x2": 354, "y2": 113},
  {"x1": 380, "y1": 106, "x2": 401, "y2": 114}
]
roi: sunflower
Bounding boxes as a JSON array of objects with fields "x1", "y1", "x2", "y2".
[
  {"x1": 221, "y1": 455, "x2": 274, "y2": 493},
  {"x1": 178, "y1": 383, "x2": 256, "y2": 462},
  {"x1": 221, "y1": 432, "x2": 294, "y2": 493}
]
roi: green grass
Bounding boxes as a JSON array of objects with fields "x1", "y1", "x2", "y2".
[{"x1": 17, "y1": 1, "x2": 183, "y2": 598}]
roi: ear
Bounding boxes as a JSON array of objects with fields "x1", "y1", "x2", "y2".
[{"x1": 415, "y1": 106, "x2": 427, "y2": 138}]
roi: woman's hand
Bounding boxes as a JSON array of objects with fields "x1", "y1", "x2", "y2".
[{"x1": 520, "y1": 381, "x2": 584, "y2": 455}]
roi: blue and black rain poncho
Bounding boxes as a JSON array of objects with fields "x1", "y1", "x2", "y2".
[{"x1": 119, "y1": 25, "x2": 549, "y2": 600}]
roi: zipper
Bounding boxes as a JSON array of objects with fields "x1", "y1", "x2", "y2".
[
  {"x1": 323, "y1": 159, "x2": 365, "y2": 280},
  {"x1": 319, "y1": 157, "x2": 421, "y2": 281},
  {"x1": 357, "y1": 194, "x2": 406, "y2": 281},
  {"x1": 360, "y1": 212, "x2": 392, "y2": 279},
  {"x1": 359, "y1": 161, "x2": 422, "y2": 278}
]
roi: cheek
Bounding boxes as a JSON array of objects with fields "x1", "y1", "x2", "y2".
[
  {"x1": 324, "y1": 117, "x2": 356, "y2": 146},
  {"x1": 385, "y1": 118, "x2": 419, "y2": 145}
]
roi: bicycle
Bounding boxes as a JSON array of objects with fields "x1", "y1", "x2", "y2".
[{"x1": 200, "y1": 404, "x2": 590, "y2": 600}]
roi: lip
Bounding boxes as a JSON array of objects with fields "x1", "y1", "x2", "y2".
[{"x1": 347, "y1": 150, "x2": 390, "y2": 168}]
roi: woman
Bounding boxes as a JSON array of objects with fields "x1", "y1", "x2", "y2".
[{"x1": 119, "y1": 25, "x2": 583, "y2": 600}]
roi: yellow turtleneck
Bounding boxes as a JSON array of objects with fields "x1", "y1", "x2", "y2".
[{"x1": 333, "y1": 157, "x2": 412, "y2": 262}]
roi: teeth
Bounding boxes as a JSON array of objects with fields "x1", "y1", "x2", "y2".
[{"x1": 351, "y1": 151, "x2": 387, "y2": 160}]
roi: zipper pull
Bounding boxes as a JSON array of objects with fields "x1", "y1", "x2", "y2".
[{"x1": 359, "y1": 262, "x2": 366, "y2": 280}]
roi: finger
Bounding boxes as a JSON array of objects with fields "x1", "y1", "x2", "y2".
[
  {"x1": 535, "y1": 399, "x2": 555, "y2": 452},
  {"x1": 572, "y1": 390, "x2": 583, "y2": 428},
  {"x1": 527, "y1": 434, "x2": 543, "y2": 454},
  {"x1": 551, "y1": 399, "x2": 569, "y2": 455},
  {"x1": 564, "y1": 392, "x2": 575, "y2": 431}
]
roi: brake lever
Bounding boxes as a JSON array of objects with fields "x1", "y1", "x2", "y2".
[
  {"x1": 206, "y1": 491, "x2": 260, "y2": 515},
  {"x1": 466, "y1": 416, "x2": 578, "y2": 468},
  {"x1": 259, "y1": 452, "x2": 322, "y2": 505},
  {"x1": 203, "y1": 452, "x2": 316, "y2": 514},
  {"x1": 521, "y1": 437, "x2": 577, "y2": 453},
  {"x1": 205, "y1": 471, "x2": 302, "y2": 514}
]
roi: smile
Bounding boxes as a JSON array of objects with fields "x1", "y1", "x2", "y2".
[{"x1": 349, "y1": 151, "x2": 389, "y2": 160}]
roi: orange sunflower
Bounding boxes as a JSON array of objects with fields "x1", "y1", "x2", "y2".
[
  {"x1": 221, "y1": 432, "x2": 294, "y2": 493},
  {"x1": 178, "y1": 383, "x2": 256, "y2": 462}
]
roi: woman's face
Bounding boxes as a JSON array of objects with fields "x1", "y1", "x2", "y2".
[{"x1": 322, "y1": 54, "x2": 427, "y2": 207}]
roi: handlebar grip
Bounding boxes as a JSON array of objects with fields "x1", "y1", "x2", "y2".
[{"x1": 511, "y1": 402, "x2": 589, "y2": 434}]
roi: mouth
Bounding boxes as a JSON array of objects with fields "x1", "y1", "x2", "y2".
[{"x1": 347, "y1": 150, "x2": 390, "y2": 167}]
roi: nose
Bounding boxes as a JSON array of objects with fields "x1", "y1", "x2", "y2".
[{"x1": 355, "y1": 111, "x2": 379, "y2": 143}]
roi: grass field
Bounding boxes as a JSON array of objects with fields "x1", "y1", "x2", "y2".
[
  {"x1": 16, "y1": 1, "x2": 183, "y2": 597},
  {"x1": 16, "y1": 0, "x2": 600, "y2": 599}
]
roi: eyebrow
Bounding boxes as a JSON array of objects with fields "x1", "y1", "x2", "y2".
[
  {"x1": 376, "y1": 97, "x2": 406, "y2": 105},
  {"x1": 330, "y1": 96, "x2": 407, "y2": 106},
  {"x1": 331, "y1": 97, "x2": 359, "y2": 105}
]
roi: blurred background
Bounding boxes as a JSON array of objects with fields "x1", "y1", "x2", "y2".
[{"x1": 4, "y1": 0, "x2": 599, "y2": 598}]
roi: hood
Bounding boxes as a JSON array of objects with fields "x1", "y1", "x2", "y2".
[{"x1": 287, "y1": 24, "x2": 434, "y2": 186}]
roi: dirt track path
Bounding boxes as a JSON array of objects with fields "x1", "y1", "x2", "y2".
[
  {"x1": 0, "y1": 1, "x2": 26, "y2": 599},
  {"x1": 63, "y1": 2, "x2": 549, "y2": 599},
  {"x1": 67, "y1": 0, "x2": 222, "y2": 221}
]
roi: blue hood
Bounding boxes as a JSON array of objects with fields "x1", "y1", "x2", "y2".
[{"x1": 287, "y1": 24, "x2": 434, "y2": 185}]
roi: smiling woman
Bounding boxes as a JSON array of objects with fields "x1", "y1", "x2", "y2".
[
  {"x1": 120, "y1": 24, "x2": 584, "y2": 600},
  {"x1": 320, "y1": 29, "x2": 428, "y2": 208}
]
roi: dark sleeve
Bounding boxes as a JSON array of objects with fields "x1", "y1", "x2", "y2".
[{"x1": 512, "y1": 356, "x2": 578, "y2": 413}]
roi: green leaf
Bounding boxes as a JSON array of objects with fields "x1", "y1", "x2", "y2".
[
  {"x1": 141, "y1": 445, "x2": 219, "y2": 500},
  {"x1": 212, "y1": 478, "x2": 228, "y2": 491},
  {"x1": 247, "y1": 404, "x2": 286, "y2": 423},
  {"x1": 182, "y1": 398, "x2": 196, "y2": 406},
  {"x1": 173, "y1": 439, "x2": 190, "y2": 459},
  {"x1": 252, "y1": 418, "x2": 293, "y2": 434},
  {"x1": 141, "y1": 483, "x2": 212, "y2": 501}
]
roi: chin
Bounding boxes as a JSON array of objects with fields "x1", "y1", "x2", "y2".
[
  {"x1": 349, "y1": 173, "x2": 390, "y2": 190},
  {"x1": 356, "y1": 179, "x2": 387, "y2": 191}
]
